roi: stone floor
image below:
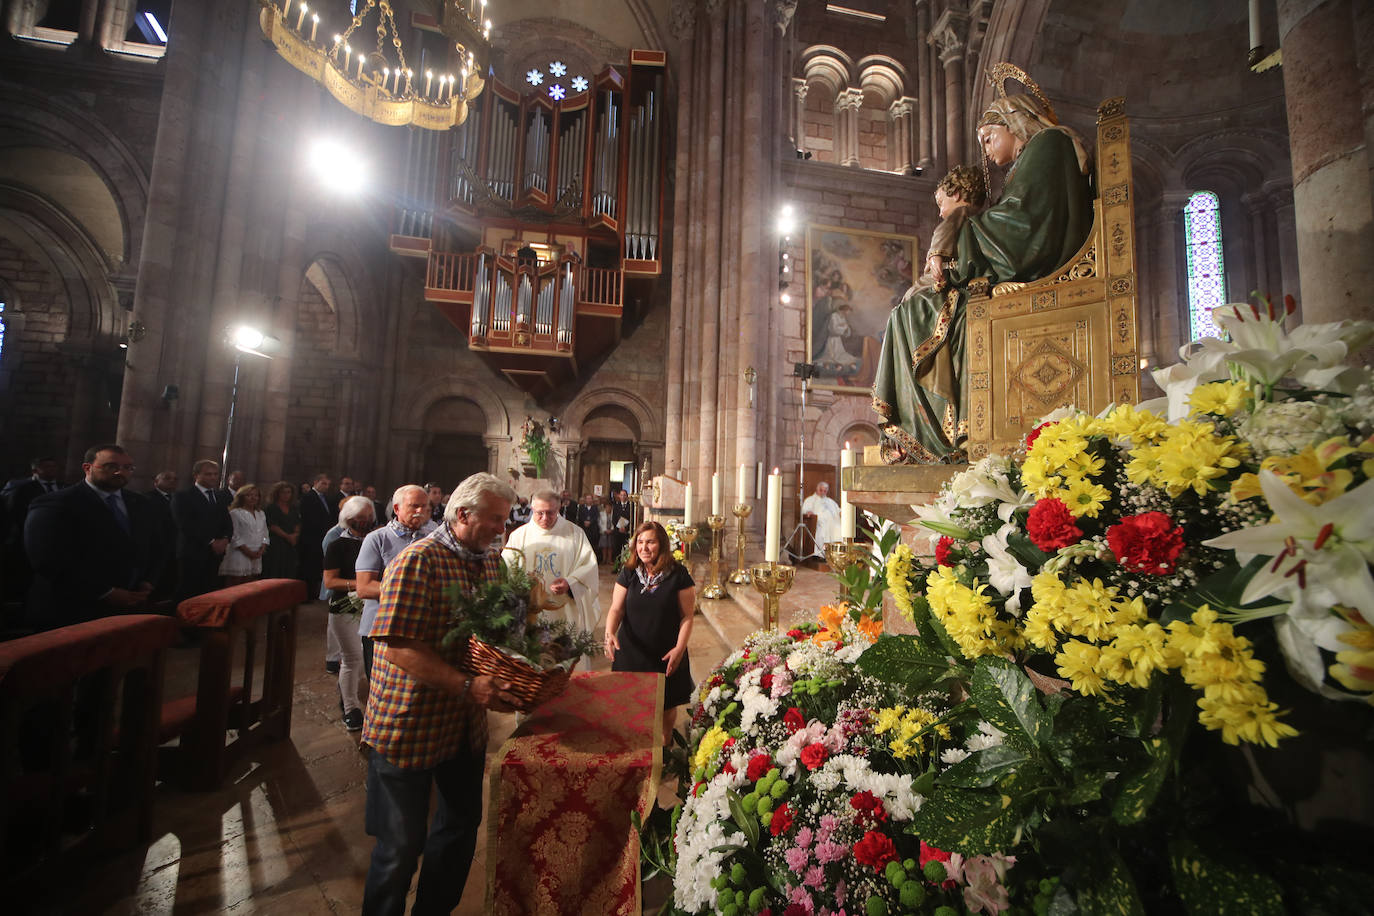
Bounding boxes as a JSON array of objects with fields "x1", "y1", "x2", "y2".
[{"x1": 28, "y1": 557, "x2": 845, "y2": 915}]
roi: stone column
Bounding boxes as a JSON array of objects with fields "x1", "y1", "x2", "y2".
[
  {"x1": 792, "y1": 78, "x2": 808, "y2": 152},
  {"x1": 1270, "y1": 187, "x2": 1302, "y2": 317},
  {"x1": 1243, "y1": 190, "x2": 1274, "y2": 302},
  {"x1": 835, "y1": 88, "x2": 864, "y2": 168},
  {"x1": 663, "y1": 0, "x2": 698, "y2": 472},
  {"x1": 931, "y1": 7, "x2": 971, "y2": 171},
  {"x1": 1276, "y1": 0, "x2": 1374, "y2": 326},
  {"x1": 889, "y1": 97, "x2": 914, "y2": 174},
  {"x1": 914, "y1": 0, "x2": 933, "y2": 170}
]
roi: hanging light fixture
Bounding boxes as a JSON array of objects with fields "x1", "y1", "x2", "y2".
[{"x1": 258, "y1": 0, "x2": 490, "y2": 131}]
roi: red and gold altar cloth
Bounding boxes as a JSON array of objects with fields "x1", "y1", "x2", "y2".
[{"x1": 485, "y1": 670, "x2": 664, "y2": 915}]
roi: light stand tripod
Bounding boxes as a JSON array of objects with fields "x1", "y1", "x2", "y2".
[{"x1": 782, "y1": 363, "x2": 817, "y2": 565}]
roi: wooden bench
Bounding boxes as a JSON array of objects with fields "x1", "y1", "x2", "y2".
[
  {"x1": 0, "y1": 613, "x2": 179, "y2": 880},
  {"x1": 168, "y1": 578, "x2": 306, "y2": 790}
]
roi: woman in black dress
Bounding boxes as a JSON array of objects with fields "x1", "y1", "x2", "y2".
[{"x1": 604, "y1": 521, "x2": 696, "y2": 746}]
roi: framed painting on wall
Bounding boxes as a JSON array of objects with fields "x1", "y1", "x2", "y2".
[{"x1": 804, "y1": 224, "x2": 918, "y2": 394}]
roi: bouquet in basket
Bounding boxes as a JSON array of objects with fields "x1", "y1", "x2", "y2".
[{"x1": 439, "y1": 552, "x2": 601, "y2": 710}]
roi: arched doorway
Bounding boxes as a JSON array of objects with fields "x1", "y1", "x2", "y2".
[
  {"x1": 577, "y1": 404, "x2": 640, "y2": 499},
  {"x1": 421, "y1": 397, "x2": 489, "y2": 488}
]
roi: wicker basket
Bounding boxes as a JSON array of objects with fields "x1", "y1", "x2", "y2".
[{"x1": 465, "y1": 635, "x2": 573, "y2": 711}]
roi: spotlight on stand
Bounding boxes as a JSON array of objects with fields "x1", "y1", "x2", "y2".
[
  {"x1": 776, "y1": 204, "x2": 797, "y2": 237},
  {"x1": 794, "y1": 149, "x2": 812, "y2": 160}
]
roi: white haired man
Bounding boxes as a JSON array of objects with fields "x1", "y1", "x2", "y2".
[
  {"x1": 355, "y1": 484, "x2": 438, "y2": 679},
  {"x1": 504, "y1": 488, "x2": 601, "y2": 642},
  {"x1": 361, "y1": 472, "x2": 519, "y2": 915}
]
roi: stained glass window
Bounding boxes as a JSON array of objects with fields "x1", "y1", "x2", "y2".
[
  {"x1": 0, "y1": 301, "x2": 6, "y2": 362},
  {"x1": 1183, "y1": 190, "x2": 1226, "y2": 339}
]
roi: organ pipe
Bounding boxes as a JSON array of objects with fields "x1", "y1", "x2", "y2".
[
  {"x1": 535, "y1": 274, "x2": 555, "y2": 335},
  {"x1": 557, "y1": 263, "x2": 575, "y2": 346},
  {"x1": 493, "y1": 273, "x2": 512, "y2": 332},
  {"x1": 471, "y1": 254, "x2": 490, "y2": 337}
]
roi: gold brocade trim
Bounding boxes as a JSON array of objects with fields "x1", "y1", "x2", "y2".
[
  {"x1": 942, "y1": 403, "x2": 958, "y2": 442},
  {"x1": 872, "y1": 396, "x2": 895, "y2": 421},
  {"x1": 881, "y1": 422, "x2": 946, "y2": 464},
  {"x1": 910, "y1": 286, "x2": 960, "y2": 370},
  {"x1": 484, "y1": 735, "x2": 515, "y2": 913}
]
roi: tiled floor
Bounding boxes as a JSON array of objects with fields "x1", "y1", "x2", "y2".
[{"x1": 28, "y1": 558, "x2": 845, "y2": 915}]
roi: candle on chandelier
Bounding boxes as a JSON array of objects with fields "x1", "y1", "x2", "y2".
[
  {"x1": 683, "y1": 481, "x2": 694, "y2": 527},
  {"x1": 711, "y1": 471, "x2": 721, "y2": 516},
  {"x1": 764, "y1": 468, "x2": 782, "y2": 563},
  {"x1": 344, "y1": 44, "x2": 352, "y2": 72},
  {"x1": 736, "y1": 463, "x2": 748, "y2": 502},
  {"x1": 840, "y1": 441, "x2": 856, "y2": 539},
  {"x1": 356, "y1": 56, "x2": 365, "y2": 80},
  {"x1": 282, "y1": 0, "x2": 292, "y2": 22},
  {"x1": 382, "y1": 67, "x2": 390, "y2": 92},
  {"x1": 309, "y1": 13, "x2": 318, "y2": 42},
  {"x1": 756, "y1": 462, "x2": 764, "y2": 503},
  {"x1": 296, "y1": 2, "x2": 307, "y2": 30},
  {"x1": 424, "y1": 70, "x2": 433, "y2": 98}
]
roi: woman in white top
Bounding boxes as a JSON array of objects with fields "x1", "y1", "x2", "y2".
[
  {"x1": 597, "y1": 496, "x2": 615, "y2": 565},
  {"x1": 220, "y1": 483, "x2": 270, "y2": 585}
]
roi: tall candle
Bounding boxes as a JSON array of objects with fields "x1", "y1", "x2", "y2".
[
  {"x1": 309, "y1": 13, "x2": 318, "y2": 42},
  {"x1": 684, "y1": 482, "x2": 694, "y2": 527},
  {"x1": 1248, "y1": 0, "x2": 1261, "y2": 50},
  {"x1": 840, "y1": 442, "x2": 856, "y2": 539},
  {"x1": 736, "y1": 463, "x2": 748, "y2": 502},
  {"x1": 711, "y1": 472, "x2": 721, "y2": 516},
  {"x1": 765, "y1": 468, "x2": 782, "y2": 563},
  {"x1": 756, "y1": 462, "x2": 764, "y2": 502}
]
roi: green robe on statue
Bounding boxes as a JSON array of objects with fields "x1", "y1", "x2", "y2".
[{"x1": 872, "y1": 128, "x2": 1094, "y2": 463}]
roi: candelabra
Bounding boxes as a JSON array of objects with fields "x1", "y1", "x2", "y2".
[
  {"x1": 823, "y1": 538, "x2": 866, "y2": 604},
  {"x1": 676, "y1": 522, "x2": 698, "y2": 560},
  {"x1": 702, "y1": 515, "x2": 728, "y2": 599},
  {"x1": 628, "y1": 491, "x2": 642, "y2": 530},
  {"x1": 750, "y1": 561, "x2": 795, "y2": 631},
  {"x1": 727, "y1": 503, "x2": 753, "y2": 585}
]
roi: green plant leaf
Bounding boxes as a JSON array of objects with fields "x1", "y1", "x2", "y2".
[
  {"x1": 970, "y1": 657, "x2": 1049, "y2": 751},
  {"x1": 1168, "y1": 837, "x2": 1285, "y2": 915},
  {"x1": 908, "y1": 785, "x2": 1028, "y2": 855},
  {"x1": 938, "y1": 744, "x2": 1032, "y2": 788},
  {"x1": 1006, "y1": 529, "x2": 1051, "y2": 569},
  {"x1": 1062, "y1": 766, "x2": 1111, "y2": 805},
  {"x1": 1158, "y1": 554, "x2": 1281, "y2": 626},
  {"x1": 1068, "y1": 845, "x2": 1145, "y2": 915},
  {"x1": 856, "y1": 634, "x2": 957, "y2": 693},
  {"x1": 726, "y1": 789, "x2": 759, "y2": 848}
]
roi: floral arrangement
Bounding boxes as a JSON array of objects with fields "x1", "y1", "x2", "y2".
[
  {"x1": 439, "y1": 558, "x2": 600, "y2": 671},
  {"x1": 658, "y1": 300, "x2": 1374, "y2": 914},
  {"x1": 668, "y1": 612, "x2": 1059, "y2": 916}
]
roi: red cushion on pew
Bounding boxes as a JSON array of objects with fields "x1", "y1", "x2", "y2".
[
  {"x1": 176, "y1": 578, "x2": 308, "y2": 628},
  {"x1": 0, "y1": 615, "x2": 179, "y2": 694}
]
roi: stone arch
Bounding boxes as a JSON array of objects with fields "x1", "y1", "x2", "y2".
[
  {"x1": 800, "y1": 45, "x2": 855, "y2": 97},
  {"x1": 0, "y1": 83, "x2": 148, "y2": 267},
  {"x1": 561, "y1": 385, "x2": 661, "y2": 445},
  {"x1": 301, "y1": 254, "x2": 363, "y2": 360},
  {"x1": 398, "y1": 375, "x2": 512, "y2": 439},
  {"x1": 856, "y1": 56, "x2": 908, "y2": 107},
  {"x1": 812, "y1": 396, "x2": 879, "y2": 457}
]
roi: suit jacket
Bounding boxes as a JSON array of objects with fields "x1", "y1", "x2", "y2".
[
  {"x1": 560, "y1": 501, "x2": 579, "y2": 523},
  {"x1": 300, "y1": 489, "x2": 336, "y2": 543},
  {"x1": 170, "y1": 486, "x2": 233, "y2": 558},
  {"x1": 611, "y1": 499, "x2": 633, "y2": 533},
  {"x1": 576, "y1": 504, "x2": 600, "y2": 543},
  {"x1": 24, "y1": 483, "x2": 165, "y2": 628}
]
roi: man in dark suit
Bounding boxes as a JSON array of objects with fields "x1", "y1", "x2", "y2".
[
  {"x1": 559, "y1": 490, "x2": 578, "y2": 523},
  {"x1": 299, "y1": 473, "x2": 336, "y2": 596},
  {"x1": 171, "y1": 459, "x2": 233, "y2": 603},
  {"x1": 611, "y1": 489, "x2": 633, "y2": 559},
  {"x1": 2, "y1": 456, "x2": 61, "y2": 607},
  {"x1": 24, "y1": 444, "x2": 164, "y2": 630},
  {"x1": 145, "y1": 469, "x2": 179, "y2": 599},
  {"x1": 576, "y1": 494, "x2": 600, "y2": 548}
]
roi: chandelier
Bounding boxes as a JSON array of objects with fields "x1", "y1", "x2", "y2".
[{"x1": 258, "y1": 0, "x2": 489, "y2": 130}]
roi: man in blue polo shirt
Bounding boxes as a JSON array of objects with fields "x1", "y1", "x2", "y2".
[{"x1": 355, "y1": 484, "x2": 437, "y2": 678}]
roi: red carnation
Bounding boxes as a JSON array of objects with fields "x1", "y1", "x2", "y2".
[
  {"x1": 849, "y1": 790, "x2": 889, "y2": 824},
  {"x1": 760, "y1": 672, "x2": 774, "y2": 691},
  {"x1": 783, "y1": 706, "x2": 806, "y2": 734},
  {"x1": 783, "y1": 906, "x2": 807, "y2": 916},
  {"x1": 1107, "y1": 511, "x2": 1185, "y2": 574},
  {"x1": 799, "y1": 743, "x2": 829, "y2": 770},
  {"x1": 1027, "y1": 497, "x2": 1083, "y2": 551},
  {"x1": 723, "y1": 760, "x2": 737, "y2": 775},
  {"x1": 787, "y1": 628, "x2": 805, "y2": 640},
  {"x1": 935, "y1": 536, "x2": 955, "y2": 567},
  {"x1": 770, "y1": 802, "x2": 795, "y2": 836},
  {"x1": 1025, "y1": 421, "x2": 1054, "y2": 451},
  {"x1": 919, "y1": 840, "x2": 950, "y2": 866},
  {"x1": 746, "y1": 754, "x2": 773, "y2": 781},
  {"x1": 853, "y1": 830, "x2": 898, "y2": 870}
]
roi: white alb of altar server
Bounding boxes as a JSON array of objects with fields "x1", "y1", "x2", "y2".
[
  {"x1": 505, "y1": 488, "x2": 602, "y2": 635},
  {"x1": 801, "y1": 481, "x2": 842, "y2": 557}
]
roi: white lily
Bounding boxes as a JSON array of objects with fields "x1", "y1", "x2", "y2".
[
  {"x1": 911, "y1": 499, "x2": 972, "y2": 539},
  {"x1": 982, "y1": 524, "x2": 1033, "y2": 616},
  {"x1": 1208, "y1": 302, "x2": 1374, "y2": 391},
  {"x1": 1271, "y1": 581, "x2": 1362, "y2": 700},
  {"x1": 1202, "y1": 470, "x2": 1374, "y2": 618},
  {"x1": 1151, "y1": 346, "x2": 1230, "y2": 421}
]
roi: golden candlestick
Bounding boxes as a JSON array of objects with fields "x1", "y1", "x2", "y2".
[
  {"x1": 628, "y1": 491, "x2": 642, "y2": 531},
  {"x1": 676, "y1": 523, "x2": 698, "y2": 560},
  {"x1": 750, "y1": 561, "x2": 795, "y2": 631},
  {"x1": 824, "y1": 538, "x2": 866, "y2": 604},
  {"x1": 728, "y1": 503, "x2": 753, "y2": 585},
  {"x1": 702, "y1": 515, "x2": 728, "y2": 599}
]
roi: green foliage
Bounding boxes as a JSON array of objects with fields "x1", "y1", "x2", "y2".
[
  {"x1": 522, "y1": 426, "x2": 552, "y2": 477},
  {"x1": 833, "y1": 524, "x2": 903, "y2": 612},
  {"x1": 855, "y1": 634, "x2": 959, "y2": 694},
  {"x1": 439, "y1": 560, "x2": 600, "y2": 667},
  {"x1": 970, "y1": 657, "x2": 1051, "y2": 751},
  {"x1": 1168, "y1": 837, "x2": 1285, "y2": 916}
]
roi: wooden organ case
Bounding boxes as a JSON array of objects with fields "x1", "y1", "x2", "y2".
[{"x1": 391, "y1": 50, "x2": 668, "y2": 398}]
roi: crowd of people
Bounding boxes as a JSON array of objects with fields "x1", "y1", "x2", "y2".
[{"x1": 1, "y1": 449, "x2": 695, "y2": 914}]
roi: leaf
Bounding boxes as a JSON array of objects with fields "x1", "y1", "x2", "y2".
[
  {"x1": 970, "y1": 657, "x2": 1050, "y2": 751},
  {"x1": 909, "y1": 786, "x2": 1028, "y2": 855},
  {"x1": 725, "y1": 789, "x2": 759, "y2": 848},
  {"x1": 909, "y1": 594, "x2": 966, "y2": 660},
  {"x1": 1159, "y1": 555, "x2": 1281, "y2": 625},
  {"x1": 1070, "y1": 846, "x2": 1145, "y2": 915},
  {"x1": 939, "y1": 744, "x2": 1033, "y2": 788},
  {"x1": 1062, "y1": 766, "x2": 1111, "y2": 805},
  {"x1": 1006, "y1": 530, "x2": 1052, "y2": 569},
  {"x1": 1168, "y1": 837, "x2": 1285, "y2": 915},
  {"x1": 856, "y1": 634, "x2": 957, "y2": 693}
]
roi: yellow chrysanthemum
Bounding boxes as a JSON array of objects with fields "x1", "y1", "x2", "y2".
[
  {"x1": 1055, "y1": 639, "x2": 1110, "y2": 696},
  {"x1": 1124, "y1": 444, "x2": 1163, "y2": 488},
  {"x1": 1022, "y1": 604, "x2": 1059, "y2": 651},
  {"x1": 1057, "y1": 577, "x2": 1121, "y2": 643},
  {"x1": 873, "y1": 706, "x2": 906, "y2": 735},
  {"x1": 1099, "y1": 623, "x2": 1171, "y2": 689},
  {"x1": 1100, "y1": 404, "x2": 1169, "y2": 442},
  {"x1": 1020, "y1": 455, "x2": 1062, "y2": 496},
  {"x1": 1188, "y1": 380, "x2": 1250, "y2": 417},
  {"x1": 1154, "y1": 425, "x2": 1246, "y2": 497},
  {"x1": 886, "y1": 544, "x2": 916, "y2": 621},
  {"x1": 692, "y1": 724, "x2": 729, "y2": 772},
  {"x1": 925, "y1": 566, "x2": 1015, "y2": 659},
  {"x1": 1061, "y1": 477, "x2": 1112, "y2": 518},
  {"x1": 1197, "y1": 685, "x2": 1298, "y2": 747}
]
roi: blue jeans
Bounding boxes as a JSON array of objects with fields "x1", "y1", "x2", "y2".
[{"x1": 362, "y1": 749, "x2": 486, "y2": 916}]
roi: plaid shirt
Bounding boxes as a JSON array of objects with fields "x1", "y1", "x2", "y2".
[{"x1": 362, "y1": 523, "x2": 504, "y2": 769}]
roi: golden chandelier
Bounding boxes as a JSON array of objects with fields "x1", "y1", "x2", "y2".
[{"x1": 258, "y1": 0, "x2": 488, "y2": 130}]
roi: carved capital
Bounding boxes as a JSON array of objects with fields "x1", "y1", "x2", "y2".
[
  {"x1": 703, "y1": 0, "x2": 727, "y2": 20},
  {"x1": 772, "y1": 0, "x2": 798, "y2": 34},
  {"x1": 834, "y1": 87, "x2": 865, "y2": 113},
  {"x1": 669, "y1": 0, "x2": 698, "y2": 38},
  {"x1": 793, "y1": 76, "x2": 808, "y2": 102},
  {"x1": 888, "y1": 96, "x2": 914, "y2": 119},
  {"x1": 929, "y1": 7, "x2": 969, "y2": 60}
]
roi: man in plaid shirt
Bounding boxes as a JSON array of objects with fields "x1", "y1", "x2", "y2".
[{"x1": 361, "y1": 472, "x2": 518, "y2": 915}]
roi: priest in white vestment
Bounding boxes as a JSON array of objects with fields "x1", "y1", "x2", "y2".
[
  {"x1": 505, "y1": 489, "x2": 602, "y2": 636},
  {"x1": 801, "y1": 481, "x2": 842, "y2": 558}
]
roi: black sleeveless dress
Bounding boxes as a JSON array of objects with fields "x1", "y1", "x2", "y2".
[{"x1": 611, "y1": 563, "x2": 695, "y2": 707}]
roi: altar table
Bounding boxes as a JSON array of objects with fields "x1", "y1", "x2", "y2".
[{"x1": 486, "y1": 670, "x2": 664, "y2": 915}]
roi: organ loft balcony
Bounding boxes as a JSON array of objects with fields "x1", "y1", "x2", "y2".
[{"x1": 387, "y1": 49, "x2": 668, "y2": 399}]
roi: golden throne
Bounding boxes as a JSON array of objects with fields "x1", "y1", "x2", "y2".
[{"x1": 962, "y1": 95, "x2": 1141, "y2": 460}]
